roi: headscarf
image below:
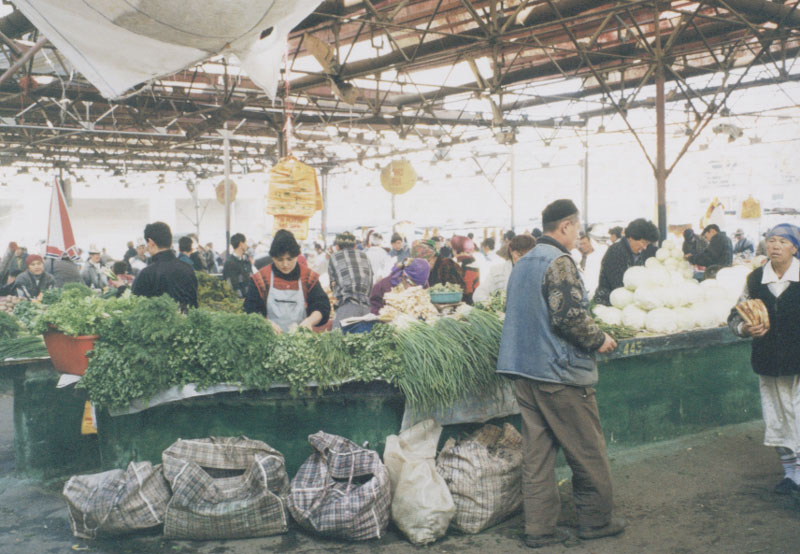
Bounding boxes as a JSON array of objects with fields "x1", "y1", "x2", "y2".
[
  {"x1": 410, "y1": 240, "x2": 436, "y2": 266},
  {"x1": 766, "y1": 223, "x2": 800, "y2": 258},
  {"x1": 450, "y1": 235, "x2": 475, "y2": 255},
  {"x1": 25, "y1": 254, "x2": 43, "y2": 267},
  {"x1": 389, "y1": 258, "x2": 431, "y2": 287}
]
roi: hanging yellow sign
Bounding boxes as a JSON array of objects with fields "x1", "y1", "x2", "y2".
[{"x1": 380, "y1": 160, "x2": 417, "y2": 195}]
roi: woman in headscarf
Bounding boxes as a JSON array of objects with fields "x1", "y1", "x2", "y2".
[
  {"x1": 729, "y1": 223, "x2": 800, "y2": 495},
  {"x1": 369, "y1": 258, "x2": 431, "y2": 315},
  {"x1": 428, "y1": 246, "x2": 465, "y2": 289},
  {"x1": 243, "y1": 229, "x2": 331, "y2": 334},
  {"x1": 451, "y1": 235, "x2": 480, "y2": 304}
]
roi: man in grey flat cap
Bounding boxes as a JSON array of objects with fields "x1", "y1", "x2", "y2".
[{"x1": 497, "y1": 199, "x2": 625, "y2": 549}]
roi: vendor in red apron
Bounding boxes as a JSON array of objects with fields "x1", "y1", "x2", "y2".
[{"x1": 243, "y1": 229, "x2": 331, "y2": 334}]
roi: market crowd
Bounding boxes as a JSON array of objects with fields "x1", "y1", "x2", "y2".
[{"x1": 3, "y1": 205, "x2": 797, "y2": 550}]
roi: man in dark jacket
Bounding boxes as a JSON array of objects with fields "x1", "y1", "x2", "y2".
[
  {"x1": 132, "y1": 222, "x2": 198, "y2": 311},
  {"x1": 687, "y1": 224, "x2": 733, "y2": 270},
  {"x1": 593, "y1": 218, "x2": 659, "y2": 305},
  {"x1": 49, "y1": 253, "x2": 82, "y2": 287},
  {"x1": 733, "y1": 229, "x2": 755, "y2": 257},
  {"x1": 223, "y1": 233, "x2": 252, "y2": 297}
]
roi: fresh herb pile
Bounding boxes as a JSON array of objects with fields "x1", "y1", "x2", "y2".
[
  {"x1": 475, "y1": 289, "x2": 506, "y2": 314},
  {"x1": 73, "y1": 293, "x2": 506, "y2": 412},
  {"x1": 196, "y1": 272, "x2": 243, "y2": 313},
  {"x1": 12, "y1": 300, "x2": 44, "y2": 332},
  {"x1": 78, "y1": 295, "x2": 408, "y2": 408}
]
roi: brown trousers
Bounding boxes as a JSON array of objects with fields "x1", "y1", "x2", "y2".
[{"x1": 514, "y1": 378, "x2": 614, "y2": 535}]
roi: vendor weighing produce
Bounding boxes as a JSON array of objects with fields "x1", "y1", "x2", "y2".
[
  {"x1": 593, "y1": 218, "x2": 659, "y2": 306},
  {"x1": 244, "y1": 229, "x2": 330, "y2": 334}
]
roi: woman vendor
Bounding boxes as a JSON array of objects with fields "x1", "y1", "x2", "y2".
[
  {"x1": 729, "y1": 223, "x2": 800, "y2": 495},
  {"x1": 14, "y1": 254, "x2": 55, "y2": 300},
  {"x1": 244, "y1": 229, "x2": 331, "y2": 334},
  {"x1": 370, "y1": 258, "x2": 431, "y2": 314}
]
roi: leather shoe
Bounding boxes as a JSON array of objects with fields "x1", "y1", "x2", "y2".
[
  {"x1": 774, "y1": 477, "x2": 799, "y2": 495},
  {"x1": 524, "y1": 527, "x2": 573, "y2": 548},
  {"x1": 578, "y1": 517, "x2": 627, "y2": 540}
]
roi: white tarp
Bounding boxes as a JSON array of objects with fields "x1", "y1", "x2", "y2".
[{"x1": 13, "y1": 0, "x2": 322, "y2": 99}]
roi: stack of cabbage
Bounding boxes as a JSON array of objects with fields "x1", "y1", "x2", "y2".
[{"x1": 593, "y1": 240, "x2": 752, "y2": 335}]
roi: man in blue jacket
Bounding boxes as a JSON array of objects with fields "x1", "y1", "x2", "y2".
[{"x1": 497, "y1": 199, "x2": 625, "y2": 548}]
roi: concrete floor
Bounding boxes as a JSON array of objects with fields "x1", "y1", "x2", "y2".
[{"x1": 1, "y1": 389, "x2": 799, "y2": 554}]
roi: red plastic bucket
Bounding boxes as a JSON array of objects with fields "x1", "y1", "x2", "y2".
[{"x1": 42, "y1": 332, "x2": 98, "y2": 376}]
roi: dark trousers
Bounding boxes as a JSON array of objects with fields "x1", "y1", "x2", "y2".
[{"x1": 514, "y1": 378, "x2": 614, "y2": 535}]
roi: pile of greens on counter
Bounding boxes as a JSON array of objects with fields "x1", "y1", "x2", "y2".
[
  {"x1": 475, "y1": 289, "x2": 506, "y2": 314},
  {"x1": 428, "y1": 283, "x2": 463, "y2": 293},
  {"x1": 196, "y1": 272, "x2": 243, "y2": 313},
  {"x1": 75, "y1": 294, "x2": 506, "y2": 413},
  {"x1": 0, "y1": 311, "x2": 48, "y2": 360}
]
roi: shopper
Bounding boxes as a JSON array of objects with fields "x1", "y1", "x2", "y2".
[
  {"x1": 370, "y1": 258, "x2": 430, "y2": 315},
  {"x1": 81, "y1": 244, "x2": 108, "y2": 290},
  {"x1": 223, "y1": 233, "x2": 253, "y2": 298},
  {"x1": 428, "y1": 246, "x2": 464, "y2": 289},
  {"x1": 473, "y1": 234, "x2": 536, "y2": 303},
  {"x1": 389, "y1": 233, "x2": 410, "y2": 265},
  {"x1": 497, "y1": 199, "x2": 624, "y2": 548},
  {"x1": 49, "y1": 252, "x2": 82, "y2": 287},
  {"x1": 729, "y1": 223, "x2": 800, "y2": 496},
  {"x1": 177, "y1": 236, "x2": 194, "y2": 267},
  {"x1": 686, "y1": 223, "x2": 733, "y2": 272},
  {"x1": 243, "y1": 229, "x2": 330, "y2": 334},
  {"x1": 593, "y1": 218, "x2": 659, "y2": 306},
  {"x1": 328, "y1": 231, "x2": 374, "y2": 329},
  {"x1": 14, "y1": 254, "x2": 56, "y2": 300},
  {"x1": 132, "y1": 221, "x2": 198, "y2": 311},
  {"x1": 733, "y1": 229, "x2": 755, "y2": 257},
  {"x1": 364, "y1": 232, "x2": 392, "y2": 280}
]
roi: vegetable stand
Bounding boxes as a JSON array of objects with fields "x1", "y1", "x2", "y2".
[{"x1": 2, "y1": 326, "x2": 758, "y2": 479}]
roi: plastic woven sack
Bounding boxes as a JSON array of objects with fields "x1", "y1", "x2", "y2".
[
  {"x1": 289, "y1": 431, "x2": 390, "y2": 540},
  {"x1": 436, "y1": 423, "x2": 523, "y2": 534},
  {"x1": 162, "y1": 436, "x2": 290, "y2": 540},
  {"x1": 63, "y1": 461, "x2": 171, "y2": 539},
  {"x1": 384, "y1": 419, "x2": 455, "y2": 545}
]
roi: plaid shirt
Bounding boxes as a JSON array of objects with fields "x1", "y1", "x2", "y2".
[{"x1": 328, "y1": 248, "x2": 374, "y2": 307}]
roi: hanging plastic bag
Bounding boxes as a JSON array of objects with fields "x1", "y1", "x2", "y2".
[
  {"x1": 63, "y1": 461, "x2": 171, "y2": 539},
  {"x1": 289, "y1": 431, "x2": 390, "y2": 540},
  {"x1": 162, "y1": 436, "x2": 290, "y2": 539},
  {"x1": 436, "y1": 423, "x2": 523, "y2": 534},
  {"x1": 384, "y1": 419, "x2": 455, "y2": 545}
]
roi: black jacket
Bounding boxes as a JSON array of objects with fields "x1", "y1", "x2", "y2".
[
  {"x1": 14, "y1": 270, "x2": 56, "y2": 299},
  {"x1": 743, "y1": 266, "x2": 800, "y2": 376},
  {"x1": 132, "y1": 249, "x2": 198, "y2": 310},
  {"x1": 223, "y1": 253, "x2": 252, "y2": 297},
  {"x1": 593, "y1": 238, "x2": 640, "y2": 306},
  {"x1": 690, "y1": 232, "x2": 733, "y2": 268}
]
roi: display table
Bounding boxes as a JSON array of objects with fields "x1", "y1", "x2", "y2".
[{"x1": 2, "y1": 327, "x2": 758, "y2": 479}]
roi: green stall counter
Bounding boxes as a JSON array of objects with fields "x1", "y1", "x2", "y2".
[{"x1": 3, "y1": 326, "x2": 759, "y2": 480}]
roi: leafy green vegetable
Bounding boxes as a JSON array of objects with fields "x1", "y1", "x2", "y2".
[
  {"x1": 0, "y1": 335, "x2": 47, "y2": 359},
  {"x1": 474, "y1": 289, "x2": 506, "y2": 314},
  {"x1": 0, "y1": 311, "x2": 21, "y2": 340},
  {"x1": 428, "y1": 283, "x2": 463, "y2": 293},
  {"x1": 595, "y1": 320, "x2": 639, "y2": 340},
  {"x1": 12, "y1": 300, "x2": 44, "y2": 332},
  {"x1": 196, "y1": 272, "x2": 243, "y2": 313}
]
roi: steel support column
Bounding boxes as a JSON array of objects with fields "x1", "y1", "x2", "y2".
[
  {"x1": 321, "y1": 168, "x2": 329, "y2": 247},
  {"x1": 655, "y1": 7, "x2": 667, "y2": 244}
]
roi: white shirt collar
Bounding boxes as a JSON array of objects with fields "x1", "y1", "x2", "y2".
[{"x1": 762, "y1": 257, "x2": 800, "y2": 284}]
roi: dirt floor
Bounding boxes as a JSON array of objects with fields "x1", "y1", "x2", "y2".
[{"x1": 1, "y1": 389, "x2": 799, "y2": 554}]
